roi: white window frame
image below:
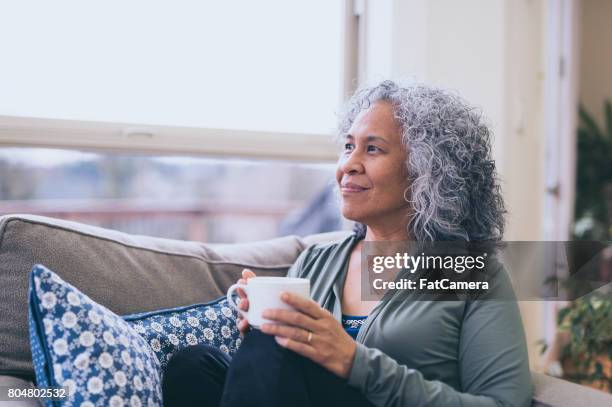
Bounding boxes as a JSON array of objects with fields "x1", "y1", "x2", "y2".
[
  {"x1": 542, "y1": 0, "x2": 581, "y2": 344},
  {"x1": 0, "y1": 115, "x2": 339, "y2": 161},
  {"x1": 0, "y1": 0, "x2": 361, "y2": 162}
]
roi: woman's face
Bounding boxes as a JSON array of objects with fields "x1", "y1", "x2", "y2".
[{"x1": 336, "y1": 101, "x2": 412, "y2": 228}]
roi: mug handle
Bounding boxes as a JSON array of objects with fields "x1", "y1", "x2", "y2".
[{"x1": 226, "y1": 283, "x2": 248, "y2": 319}]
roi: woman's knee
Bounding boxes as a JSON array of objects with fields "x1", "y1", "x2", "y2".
[
  {"x1": 163, "y1": 344, "x2": 231, "y2": 407},
  {"x1": 165, "y1": 344, "x2": 230, "y2": 375},
  {"x1": 228, "y1": 330, "x2": 292, "y2": 371},
  {"x1": 221, "y1": 330, "x2": 309, "y2": 406}
]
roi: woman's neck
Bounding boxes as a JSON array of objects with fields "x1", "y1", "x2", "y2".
[{"x1": 364, "y1": 224, "x2": 410, "y2": 242}]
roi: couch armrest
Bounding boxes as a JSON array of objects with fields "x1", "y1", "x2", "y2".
[
  {"x1": 532, "y1": 372, "x2": 612, "y2": 406},
  {"x1": 0, "y1": 375, "x2": 42, "y2": 406}
]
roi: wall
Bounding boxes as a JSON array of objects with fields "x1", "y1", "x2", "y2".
[
  {"x1": 362, "y1": 0, "x2": 550, "y2": 369},
  {"x1": 363, "y1": 0, "x2": 547, "y2": 241},
  {"x1": 579, "y1": 0, "x2": 612, "y2": 124}
]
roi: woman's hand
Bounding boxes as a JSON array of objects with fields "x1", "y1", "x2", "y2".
[
  {"x1": 260, "y1": 292, "x2": 357, "y2": 379},
  {"x1": 236, "y1": 269, "x2": 256, "y2": 337}
]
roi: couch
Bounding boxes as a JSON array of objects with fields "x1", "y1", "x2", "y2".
[{"x1": 0, "y1": 214, "x2": 610, "y2": 406}]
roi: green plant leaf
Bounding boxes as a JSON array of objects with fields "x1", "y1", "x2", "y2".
[
  {"x1": 557, "y1": 306, "x2": 572, "y2": 326},
  {"x1": 580, "y1": 104, "x2": 602, "y2": 137},
  {"x1": 605, "y1": 99, "x2": 612, "y2": 139},
  {"x1": 595, "y1": 362, "x2": 604, "y2": 378}
]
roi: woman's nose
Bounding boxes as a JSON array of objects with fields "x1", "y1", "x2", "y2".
[{"x1": 340, "y1": 151, "x2": 365, "y2": 174}]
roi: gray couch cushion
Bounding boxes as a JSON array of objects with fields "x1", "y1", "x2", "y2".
[{"x1": 0, "y1": 214, "x2": 349, "y2": 381}]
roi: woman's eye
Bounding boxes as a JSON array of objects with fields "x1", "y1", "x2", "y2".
[
  {"x1": 344, "y1": 143, "x2": 354, "y2": 152},
  {"x1": 367, "y1": 145, "x2": 380, "y2": 153}
]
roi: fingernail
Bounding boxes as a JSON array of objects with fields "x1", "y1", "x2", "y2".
[
  {"x1": 281, "y1": 292, "x2": 289, "y2": 301},
  {"x1": 262, "y1": 310, "x2": 270, "y2": 318},
  {"x1": 275, "y1": 336, "x2": 286, "y2": 346}
]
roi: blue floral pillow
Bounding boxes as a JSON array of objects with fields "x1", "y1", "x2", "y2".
[
  {"x1": 28, "y1": 265, "x2": 163, "y2": 407},
  {"x1": 123, "y1": 297, "x2": 241, "y2": 370}
]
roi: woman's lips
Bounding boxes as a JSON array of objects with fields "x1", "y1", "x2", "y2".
[{"x1": 340, "y1": 183, "x2": 369, "y2": 193}]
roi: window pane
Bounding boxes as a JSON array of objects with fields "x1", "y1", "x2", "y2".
[
  {"x1": 0, "y1": 147, "x2": 342, "y2": 242},
  {"x1": 0, "y1": 0, "x2": 344, "y2": 135}
]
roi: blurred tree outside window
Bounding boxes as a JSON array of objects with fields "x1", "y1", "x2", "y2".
[{"x1": 0, "y1": 147, "x2": 341, "y2": 243}]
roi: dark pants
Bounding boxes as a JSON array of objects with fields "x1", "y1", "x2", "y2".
[{"x1": 162, "y1": 329, "x2": 374, "y2": 407}]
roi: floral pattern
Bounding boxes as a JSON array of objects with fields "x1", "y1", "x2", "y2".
[
  {"x1": 123, "y1": 297, "x2": 242, "y2": 372},
  {"x1": 28, "y1": 265, "x2": 163, "y2": 407},
  {"x1": 342, "y1": 316, "x2": 367, "y2": 330},
  {"x1": 341, "y1": 314, "x2": 368, "y2": 340}
]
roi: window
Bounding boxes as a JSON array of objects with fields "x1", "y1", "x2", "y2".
[
  {"x1": 0, "y1": 147, "x2": 340, "y2": 243},
  {"x1": 0, "y1": 1, "x2": 348, "y2": 159}
]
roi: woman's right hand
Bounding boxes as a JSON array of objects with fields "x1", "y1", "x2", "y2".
[{"x1": 237, "y1": 268, "x2": 256, "y2": 336}]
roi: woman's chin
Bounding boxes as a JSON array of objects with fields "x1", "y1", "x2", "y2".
[{"x1": 340, "y1": 207, "x2": 366, "y2": 223}]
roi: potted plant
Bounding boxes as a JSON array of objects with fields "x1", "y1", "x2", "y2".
[
  {"x1": 556, "y1": 289, "x2": 612, "y2": 391},
  {"x1": 549, "y1": 101, "x2": 612, "y2": 392}
]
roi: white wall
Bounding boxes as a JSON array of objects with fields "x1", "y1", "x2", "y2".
[
  {"x1": 363, "y1": 0, "x2": 547, "y2": 241},
  {"x1": 362, "y1": 0, "x2": 550, "y2": 368}
]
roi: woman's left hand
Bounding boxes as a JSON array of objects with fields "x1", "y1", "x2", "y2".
[{"x1": 260, "y1": 292, "x2": 357, "y2": 379}]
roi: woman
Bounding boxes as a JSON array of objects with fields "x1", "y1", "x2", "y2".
[{"x1": 163, "y1": 80, "x2": 533, "y2": 406}]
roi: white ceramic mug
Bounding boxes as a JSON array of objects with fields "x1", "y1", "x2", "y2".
[{"x1": 226, "y1": 277, "x2": 310, "y2": 328}]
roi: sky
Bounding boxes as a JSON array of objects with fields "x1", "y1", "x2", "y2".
[{"x1": 0, "y1": 0, "x2": 344, "y2": 136}]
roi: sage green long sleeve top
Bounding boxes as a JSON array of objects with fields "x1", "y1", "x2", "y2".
[{"x1": 286, "y1": 233, "x2": 533, "y2": 407}]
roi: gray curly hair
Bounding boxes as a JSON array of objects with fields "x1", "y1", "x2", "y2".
[{"x1": 338, "y1": 80, "x2": 506, "y2": 241}]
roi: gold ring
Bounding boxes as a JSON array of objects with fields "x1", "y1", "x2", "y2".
[{"x1": 307, "y1": 331, "x2": 313, "y2": 343}]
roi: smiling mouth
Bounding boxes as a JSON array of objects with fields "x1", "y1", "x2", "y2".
[{"x1": 340, "y1": 184, "x2": 369, "y2": 193}]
